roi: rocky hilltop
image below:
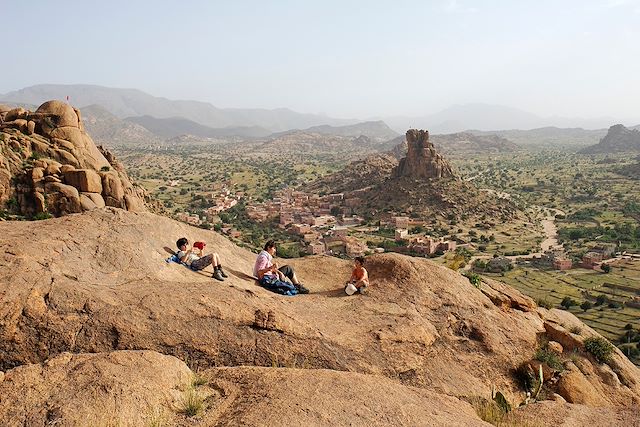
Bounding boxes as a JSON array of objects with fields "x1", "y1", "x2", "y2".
[
  {"x1": 580, "y1": 124, "x2": 640, "y2": 154},
  {"x1": 306, "y1": 129, "x2": 517, "y2": 223},
  {"x1": 0, "y1": 208, "x2": 638, "y2": 425},
  {"x1": 0, "y1": 101, "x2": 147, "y2": 217}
]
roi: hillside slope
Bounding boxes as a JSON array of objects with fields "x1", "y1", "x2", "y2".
[
  {"x1": 81, "y1": 104, "x2": 161, "y2": 147},
  {"x1": 125, "y1": 115, "x2": 271, "y2": 138},
  {"x1": 0, "y1": 208, "x2": 639, "y2": 425}
]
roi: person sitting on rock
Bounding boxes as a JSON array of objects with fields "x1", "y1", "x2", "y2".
[
  {"x1": 176, "y1": 237, "x2": 227, "y2": 281},
  {"x1": 253, "y1": 240, "x2": 309, "y2": 294},
  {"x1": 345, "y1": 256, "x2": 369, "y2": 295}
]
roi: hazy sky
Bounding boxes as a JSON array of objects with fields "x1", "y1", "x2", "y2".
[{"x1": 3, "y1": 0, "x2": 640, "y2": 120}]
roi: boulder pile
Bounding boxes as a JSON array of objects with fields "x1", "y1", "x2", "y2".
[{"x1": 0, "y1": 101, "x2": 146, "y2": 217}]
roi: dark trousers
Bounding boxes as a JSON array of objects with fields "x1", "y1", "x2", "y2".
[
  {"x1": 278, "y1": 265, "x2": 295, "y2": 282},
  {"x1": 191, "y1": 254, "x2": 214, "y2": 271}
]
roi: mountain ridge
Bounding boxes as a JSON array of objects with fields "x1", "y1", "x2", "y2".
[{"x1": 1, "y1": 84, "x2": 355, "y2": 132}]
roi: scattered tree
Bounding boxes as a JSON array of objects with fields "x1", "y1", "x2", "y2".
[{"x1": 580, "y1": 301, "x2": 593, "y2": 312}]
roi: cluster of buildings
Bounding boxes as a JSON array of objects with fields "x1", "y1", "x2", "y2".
[
  {"x1": 173, "y1": 184, "x2": 241, "y2": 226},
  {"x1": 542, "y1": 244, "x2": 616, "y2": 271},
  {"x1": 391, "y1": 216, "x2": 457, "y2": 256},
  {"x1": 245, "y1": 189, "x2": 369, "y2": 256},
  {"x1": 175, "y1": 211, "x2": 202, "y2": 226},
  {"x1": 245, "y1": 190, "x2": 458, "y2": 258},
  {"x1": 246, "y1": 189, "x2": 358, "y2": 225}
]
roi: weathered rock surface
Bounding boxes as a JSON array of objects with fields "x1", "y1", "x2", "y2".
[
  {"x1": 393, "y1": 129, "x2": 456, "y2": 179},
  {"x1": 0, "y1": 351, "x2": 191, "y2": 427},
  {"x1": 63, "y1": 168, "x2": 102, "y2": 193},
  {"x1": 0, "y1": 351, "x2": 490, "y2": 427},
  {"x1": 199, "y1": 367, "x2": 489, "y2": 426},
  {"x1": 0, "y1": 100, "x2": 147, "y2": 217},
  {"x1": 0, "y1": 208, "x2": 638, "y2": 426},
  {"x1": 510, "y1": 401, "x2": 640, "y2": 426}
]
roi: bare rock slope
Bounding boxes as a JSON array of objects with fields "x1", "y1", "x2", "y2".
[{"x1": 0, "y1": 209, "x2": 639, "y2": 425}]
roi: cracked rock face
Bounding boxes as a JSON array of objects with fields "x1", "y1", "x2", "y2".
[{"x1": 393, "y1": 129, "x2": 456, "y2": 179}]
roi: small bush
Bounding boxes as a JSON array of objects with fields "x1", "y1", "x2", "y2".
[
  {"x1": 191, "y1": 373, "x2": 207, "y2": 387},
  {"x1": 467, "y1": 396, "x2": 504, "y2": 425},
  {"x1": 147, "y1": 407, "x2": 167, "y2": 427},
  {"x1": 584, "y1": 337, "x2": 614, "y2": 363},
  {"x1": 569, "y1": 325, "x2": 582, "y2": 335},
  {"x1": 534, "y1": 346, "x2": 564, "y2": 370},
  {"x1": 100, "y1": 166, "x2": 111, "y2": 171},
  {"x1": 560, "y1": 296, "x2": 577, "y2": 310},
  {"x1": 179, "y1": 389, "x2": 205, "y2": 417},
  {"x1": 464, "y1": 271, "x2": 481, "y2": 288},
  {"x1": 32, "y1": 212, "x2": 52, "y2": 221},
  {"x1": 580, "y1": 301, "x2": 593, "y2": 312},
  {"x1": 536, "y1": 298, "x2": 553, "y2": 309}
]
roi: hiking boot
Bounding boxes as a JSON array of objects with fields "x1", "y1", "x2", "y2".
[
  {"x1": 295, "y1": 284, "x2": 309, "y2": 294},
  {"x1": 219, "y1": 268, "x2": 228, "y2": 278},
  {"x1": 212, "y1": 270, "x2": 225, "y2": 281}
]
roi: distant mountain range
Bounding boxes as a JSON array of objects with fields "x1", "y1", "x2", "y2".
[
  {"x1": 383, "y1": 103, "x2": 624, "y2": 134},
  {"x1": 383, "y1": 131, "x2": 522, "y2": 156},
  {"x1": 81, "y1": 104, "x2": 161, "y2": 147},
  {"x1": 0, "y1": 84, "x2": 354, "y2": 132},
  {"x1": 270, "y1": 121, "x2": 398, "y2": 143},
  {"x1": 470, "y1": 127, "x2": 609, "y2": 149},
  {"x1": 3, "y1": 84, "x2": 639, "y2": 145}
]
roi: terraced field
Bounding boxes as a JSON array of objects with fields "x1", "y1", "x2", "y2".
[{"x1": 484, "y1": 259, "x2": 640, "y2": 364}]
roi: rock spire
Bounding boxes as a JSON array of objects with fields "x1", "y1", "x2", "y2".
[{"x1": 393, "y1": 129, "x2": 455, "y2": 179}]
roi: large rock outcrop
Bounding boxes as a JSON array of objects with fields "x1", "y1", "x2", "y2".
[
  {"x1": 0, "y1": 101, "x2": 147, "y2": 217},
  {"x1": 0, "y1": 209, "x2": 638, "y2": 425},
  {"x1": 393, "y1": 129, "x2": 456, "y2": 179},
  {"x1": 580, "y1": 124, "x2": 640, "y2": 154}
]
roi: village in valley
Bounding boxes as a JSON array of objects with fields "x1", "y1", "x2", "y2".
[{"x1": 174, "y1": 185, "x2": 457, "y2": 259}]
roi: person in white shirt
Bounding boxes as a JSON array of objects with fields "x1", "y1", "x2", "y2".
[{"x1": 253, "y1": 240, "x2": 308, "y2": 294}]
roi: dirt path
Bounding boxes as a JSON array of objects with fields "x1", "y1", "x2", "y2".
[
  {"x1": 464, "y1": 207, "x2": 566, "y2": 269},
  {"x1": 540, "y1": 208, "x2": 565, "y2": 252}
]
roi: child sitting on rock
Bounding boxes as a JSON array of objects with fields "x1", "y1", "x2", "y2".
[
  {"x1": 176, "y1": 237, "x2": 227, "y2": 281},
  {"x1": 345, "y1": 256, "x2": 369, "y2": 295}
]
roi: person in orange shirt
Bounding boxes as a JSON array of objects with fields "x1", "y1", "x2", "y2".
[{"x1": 346, "y1": 256, "x2": 369, "y2": 295}]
